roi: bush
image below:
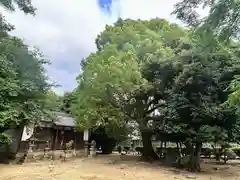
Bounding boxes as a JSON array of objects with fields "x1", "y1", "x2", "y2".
[
  {"x1": 225, "y1": 149, "x2": 237, "y2": 159},
  {"x1": 101, "y1": 138, "x2": 116, "y2": 154},
  {"x1": 135, "y1": 147, "x2": 143, "y2": 154},
  {"x1": 231, "y1": 147, "x2": 240, "y2": 157},
  {"x1": 90, "y1": 126, "x2": 117, "y2": 154},
  {"x1": 201, "y1": 148, "x2": 212, "y2": 158}
]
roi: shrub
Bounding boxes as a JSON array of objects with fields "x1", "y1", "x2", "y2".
[
  {"x1": 90, "y1": 126, "x2": 117, "y2": 154},
  {"x1": 135, "y1": 147, "x2": 143, "y2": 154},
  {"x1": 201, "y1": 148, "x2": 212, "y2": 158},
  {"x1": 231, "y1": 147, "x2": 240, "y2": 157}
]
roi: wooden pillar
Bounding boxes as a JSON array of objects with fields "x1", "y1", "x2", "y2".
[
  {"x1": 74, "y1": 132, "x2": 77, "y2": 149},
  {"x1": 60, "y1": 128, "x2": 65, "y2": 150},
  {"x1": 54, "y1": 128, "x2": 59, "y2": 150},
  {"x1": 51, "y1": 130, "x2": 54, "y2": 150},
  {"x1": 71, "y1": 130, "x2": 77, "y2": 156}
]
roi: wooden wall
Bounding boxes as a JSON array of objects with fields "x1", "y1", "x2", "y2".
[{"x1": 18, "y1": 127, "x2": 85, "y2": 152}]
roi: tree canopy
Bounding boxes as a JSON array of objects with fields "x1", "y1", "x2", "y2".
[
  {"x1": 0, "y1": 0, "x2": 51, "y2": 145},
  {"x1": 72, "y1": 18, "x2": 186, "y2": 147},
  {"x1": 173, "y1": 0, "x2": 240, "y2": 122},
  {"x1": 0, "y1": 36, "x2": 50, "y2": 144},
  {"x1": 173, "y1": 0, "x2": 240, "y2": 41},
  {"x1": 72, "y1": 17, "x2": 240, "y2": 170}
]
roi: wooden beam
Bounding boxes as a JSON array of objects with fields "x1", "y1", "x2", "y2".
[
  {"x1": 61, "y1": 130, "x2": 65, "y2": 150},
  {"x1": 50, "y1": 129, "x2": 54, "y2": 150},
  {"x1": 54, "y1": 129, "x2": 59, "y2": 150},
  {"x1": 74, "y1": 132, "x2": 77, "y2": 149}
]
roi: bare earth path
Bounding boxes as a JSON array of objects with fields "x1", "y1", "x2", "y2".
[{"x1": 0, "y1": 155, "x2": 239, "y2": 180}]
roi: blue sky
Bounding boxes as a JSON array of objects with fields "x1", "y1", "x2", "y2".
[
  {"x1": 98, "y1": 0, "x2": 113, "y2": 14},
  {"x1": 1, "y1": 0, "x2": 208, "y2": 95}
]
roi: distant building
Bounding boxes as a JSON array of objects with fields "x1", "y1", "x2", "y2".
[
  {"x1": 0, "y1": 112, "x2": 88, "y2": 159},
  {"x1": 19, "y1": 112, "x2": 86, "y2": 152}
]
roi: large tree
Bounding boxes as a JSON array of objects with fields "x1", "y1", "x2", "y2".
[
  {"x1": 0, "y1": 36, "x2": 50, "y2": 145},
  {"x1": 73, "y1": 18, "x2": 240, "y2": 172},
  {"x1": 165, "y1": 52, "x2": 238, "y2": 171},
  {"x1": 72, "y1": 18, "x2": 188, "y2": 159},
  {"x1": 173, "y1": 0, "x2": 240, "y2": 141},
  {"x1": 0, "y1": 0, "x2": 51, "y2": 146}
]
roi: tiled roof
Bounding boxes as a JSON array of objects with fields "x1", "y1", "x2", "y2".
[{"x1": 53, "y1": 112, "x2": 76, "y2": 127}]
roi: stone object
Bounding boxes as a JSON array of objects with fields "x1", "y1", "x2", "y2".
[
  {"x1": 28, "y1": 144, "x2": 35, "y2": 153},
  {"x1": 90, "y1": 140, "x2": 97, "y2": 157}
]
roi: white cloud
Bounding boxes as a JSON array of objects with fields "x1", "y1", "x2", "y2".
[
  {"x1": 113, "y1": 0, "x2": 179, "y2": 21},
  {"x1": 1, "y1": 0, "x2": 208, "y2": 95}
]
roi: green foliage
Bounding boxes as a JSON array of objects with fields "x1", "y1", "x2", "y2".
[
  {"x1": 173, "y1": 0, "x2": 240, "y2": 148},
  {"x1": 73, "y1": 19, "x2": 186, "y2": 143},
  {"x1": 228, "y1": 76, "x2": 240, "y2": 113},
  {"x1": 0, "y1": 1, "x2": 51, "y2": 145},
  {"x1": 173, "y1": 1, "x2": 240, "y2": 116},
  {"x1": 44, "y1": 91, "x2": 63, "y2": 112},
  {"x1": 60, "y1": 92, "x2": 76, "y2": 114},
  {"x1": 173, "y1": 0, "x2": 240, "y2": 41},
  {"x1": 160, "y1": 49, "x2": 238, "y2": 143},
  {"x1": 0, "y1": 36, "x2": 50, "y2": 137},
  {"x1": 231, "y1": 146, "x2": 240, "y2": 156},
  {"x1": 72, "y1": 17, "x2": 240, "y2": 170},
  {"x1": 44, "y1": 91, "x2": 77, "y2": 115},
  {"x1": 0, "y1": 0, "x2": 36, "y2": 14},
  {"x1": 0, "y1": 132, "x2": 11, "y2": 146},
  {"x1": 73, "y1": 45, "x2": 142, "y2": 140}
]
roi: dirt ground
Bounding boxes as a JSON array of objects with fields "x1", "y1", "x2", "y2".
[{"x1": 0, "y1": 155, "x2": 240, "y2": 180}]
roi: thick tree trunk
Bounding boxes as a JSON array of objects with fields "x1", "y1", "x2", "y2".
[
  {"x1": 141, "y1": 131, "x2": 158, "y2": 160},
  {"x1": 188, "y1": 141, "x2": 202, "y2": 172},
  {"x1": 215, "y1": 153, "x2": 221, "y2": 161},
  {"x1": 176, "y1": 142, "x2": 182, "y2": 165}
]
